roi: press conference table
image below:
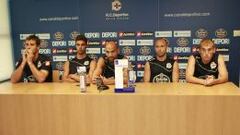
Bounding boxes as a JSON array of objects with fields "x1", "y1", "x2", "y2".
[{"x1": 0, "y1": 82, "x2": 239, "y2": 135}]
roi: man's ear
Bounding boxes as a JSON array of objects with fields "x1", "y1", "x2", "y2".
[{"x1": 213, "y1": 47, "x2": 216, "y2": 53}]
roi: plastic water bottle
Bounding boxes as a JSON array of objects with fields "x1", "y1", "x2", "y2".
[
  {"x1": 128, "y1": 62, "x2": 136, "y2": 88},
  {"x1": 77, "y1": 66, "x2": 87, "y2": 92}
]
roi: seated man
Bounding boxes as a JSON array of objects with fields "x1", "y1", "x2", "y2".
[
  {"x1": 144, "y1": 37, "x2": 179, "y2": 82},
  {"x1": 92, "y1": 40, "x2": 126, "y2": 85},
  {"x1": 186, "y1": 39, "x2": 228, "y2": 86},
  {"x1": 62, "y1": 35, "x2": 96, "y2": 83},
  {"x1": 11, "y1": 35, "x2": 52, "y2": 83}
]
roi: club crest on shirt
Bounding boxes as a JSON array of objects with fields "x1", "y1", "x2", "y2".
[
  {"x1": 166, "y1": 63, "x2": 172, "y2": 69},
  {"x1": 37, "y1": 61, "x2": 42, "y2": 68},
  {"x1": 84, "y1": 61, "x2": 89, "y2": 66},
  {"x1": 210, "y1": 62, "x2": 217, "y2": 69},
  {"x1": 153, "y1": 73, "x2": 170, "y2": 83}
]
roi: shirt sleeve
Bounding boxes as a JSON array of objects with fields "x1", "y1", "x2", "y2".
[
  {"x1": 15, "y1": 58, "x2": 23, "y2": 69},
  {"x1": 40, "y1": 56, "x2": 52, "y2": 72}
]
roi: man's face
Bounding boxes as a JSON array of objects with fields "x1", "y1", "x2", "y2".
[
  {"x1": 199, "y1": 41, "x2": 216, "y2": 63},
  {"x1": 105, "y1": 42, "x2": 119, "y2": 62},
  {"x1": 155, "y1": 39, "x2": 167, "y2": 57},
  {"x1": 24, "y1": 39, "x2": 39, "y2": 54},
  {"x1": 76, "y1": 40, "x2": 87, "y2": 55}
]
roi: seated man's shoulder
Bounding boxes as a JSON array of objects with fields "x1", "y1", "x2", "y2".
[{"x1": 148, "y1": 57, "x2": 156, "y2": 62}]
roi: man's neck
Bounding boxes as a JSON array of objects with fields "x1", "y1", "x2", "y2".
[
  {"x1": 77, "y1": 53, "x2": 86, "y2": 59},
  {"x1": 156, "y1": 54, "x2": 167, "y2": 61},
  {"x1": 202, "y1": 60, "x2": 211, "y2": 64}
]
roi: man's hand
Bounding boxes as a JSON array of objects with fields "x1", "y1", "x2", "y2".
[
  {"x1": 204, "y1": 75, "x2": 216, "y2": 86},
  {"x1": 100, "y1": 75, "x2": 114, "y2": 85},
  {"x1": 26, "y1": 49, "x2": 34, "y2": 64}
]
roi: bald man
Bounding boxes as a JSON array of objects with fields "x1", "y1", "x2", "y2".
[
  {"x1": 92, "y1": 40, "x2": 125, "y2": 85},
  {"x1": 144, "y1": 37, "x2": 179, "y2": 83},
  {"x1": 186, "y1": 39, "x2": 228, "y2": 86}
]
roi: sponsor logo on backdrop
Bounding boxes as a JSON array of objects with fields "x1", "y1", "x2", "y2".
[
  {"x1": 155, "y1": 31, "x2": 172, "y2": 37},
  {"x1": 52, "y1": 41, "x2": 67, "y2": 47},
  {"x1": 167, "y1": 47, "x2": 172, "y2": 53},
  {"x1": 84, "y1": 32, "x2": 100, "y2": 39},
  {"x1": 137, "y1": 63, "x2": 145, "y2": 69},
  {"x1": 101, "y1": 40, "x2": 118, "y2": 46},
  {"x1": 20, "y1": 34, "x2": 33, "y2": 40},
  {"x1": 176, "y1": 38, "x2": 189, "y2": 47},
  {"x1": 126, "y1": 55, "x2": 135, "y2": 61},
  {"x1": 122, "y1": 46, "x2": 133, "y2": 55},
  {"x1": 112, "y1": 0, "x2": 122, "y2": 11},
  {"x1": 137, "y1": 39, "x2": 153, "y2": 46},
  {"x1": 69, "y1": 31, "x2": 80, "y2": 40},
  {"x1": 52, "y1": 48, "x2": 67, "y2": 54},
  {"x1": 174, "y1": 47, "x2": 191, "y2": 53},
  {"x1": 195, "y1": 28, "x2": 208, "y2": 39},
  {"x1": 136, "y1": 32, "x2": 154, "y2": 37},
  {"x1": 119, "y1": 39, "x2": 135, "y2": 46},
  {"x1": 173, "y1": 55, "x2": 189, "y2": 60},
  {"x1": 118, "y1": 32, "x2": 135, "y2": 37},
  {"x1": 174, "y1": 30, "x2": 191, "y2": 37},
  {"x1": 137, "y1": 46, "x2": 152, "y2": 61},
  {"x1": 215, "y1": 28, "x2": 227, "y2": 38},
  {"x1": 222, "y1": 55, "x2": 229, "y2": 62},
  {"x1": 35, "y1": 33, "x2": 51, "y2": 40},
  {"x1": 233, "y1": 30, "x2": 240, "y2": 37},
  {"x1": 137, "y1": 55, "x2": 153, "y2": 61},
  {"x1": 212, "y1": 38, "x2": 230, "y2": 45},
  {"x1": 39, "y1": 49, "x2": 51, "y2": 55},
  {"x1": 102, "y1": 32, "x2": 117, "y2": 38},
  {"x1": 53, "y1": 56, "x2": 68, "y2": 62},
  {"x1": 105, "y1": 0, "x2": 129, "y2": 20},
  {"x1": 68, "y1": 41, "x2": 75, "y2": 46},
  {"x1": 102, "y1": 48, "x2": 105, "y2": 54},
  {"x1": 139, "y1": 46, "x2": 151, "y2": 55},
  {"x1": 137, "y1": 71, "x2": 144, "y2": 77},
  {"x1": 54, "y1": 32, "x2": 64, "y2": 40},
  {"x1": 88, "y1": 41, "x2": 101, "y2": 46},
  {"x1": 68, "y1": 55, "x2": 75, "y2": 60},
  {"x1": 192, "y1": 39, "x2": 202, "y2": 45},
  {"x1": 40, "y1": 40, "x2": 49, "y2": 48},
  {"x1": 20, "y1": 33, "x2": 50, "y2": 40},
  {"x1": 86, "y1": 48, "x2": 101, "y2": 54},
  {"x1": 216, "y1": 48, "x2": 229, "y2": 52},
  {"x1": 88, "y1": 54, "x2": 98, "y2": 60},
  {"x1": 55, "y1": 62, "x2": 65, "y2": 71},
  {"x1": 68, "y1": 48, "x2": 77, "y2": 54}
]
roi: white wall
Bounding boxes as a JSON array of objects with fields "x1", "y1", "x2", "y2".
[{"x1": 0, "y1": 0, "x2": 14, "y2": 81}]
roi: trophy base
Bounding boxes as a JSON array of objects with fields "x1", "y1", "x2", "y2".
[{"x1": 115, "y1": 87, "x2": 135, "y2": 93}]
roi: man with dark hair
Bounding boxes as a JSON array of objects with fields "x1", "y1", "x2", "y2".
[
  {"x1": 144, "y1": 37, "x2": 179, "y2": 83},
  {"x1": 62, "y1": 35, "x2": 96, "y2": 83},
  {"x1": 11, "y1": 35, "x2": 52, "y2": 83},
  {"x1": 186, "y1": 39, "x2": 228, "y2": 86},
  {"x1": 92, "y1": 40, "x2": 126, "y2": 85}
]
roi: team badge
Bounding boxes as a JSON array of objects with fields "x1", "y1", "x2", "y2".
[
  {"x1": 153, "y1": 73, "x2": 170, "y2": 83},
  {"x1": 37, "y1": 61, "x2": 42, "y2": 68},
  {"x1": 210, "y1": 62, "x2": 217, "y2": 69},
  {"x1": 84, "y1": 61, "x2": 89, "y2": 65},
  {"x1": 166, "y1": 63, "x2": 172, "y2": 69}
]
